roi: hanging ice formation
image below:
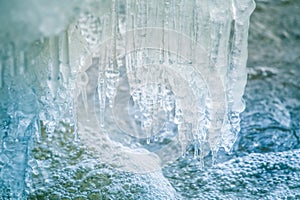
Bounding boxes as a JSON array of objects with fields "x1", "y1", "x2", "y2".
[
  {"x1": 0, "y1": 0, "x2": 255, "y2": 198},
  {"x1": 75, "y1": 0, "x2": 255, "y2": 172}
]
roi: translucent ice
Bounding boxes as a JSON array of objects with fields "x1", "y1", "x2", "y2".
[
  {"x1": 0, "y1": 0, "x2": 255, "y2": 198},
  {"x1": 74, "y1": 0, "x2": 255, "y2": 171}
]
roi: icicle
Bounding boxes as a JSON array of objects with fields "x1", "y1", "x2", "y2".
[
  {"x1": 97, "y1": 72, "x2": 106, "y2": 128},
  {"x1": 48, "y1": 36, "x2": 60, "y2": 98},
  {"x1": 19, "y1": 51, "x2": 26, "y2": 75},
  {"x1": 204, "y1": 0, "x2": 233, "y2": 153},
  {"x1": 178, "y1": 123, "x2": 187, "y2": 157},
  {"x1": 105, "y1": 0, "x2": 120, "y2": 108},
  {"x1": 0, "y1": 60, "x2": 3, "y2": 88},
  {"x1": 228, "y1": 0, "x2": 255, "y2": 113},
  {"x1": 140, "y1": 87, "x2": 153, "y2": 143},
  {"x1": 163, "y1": 86, "x2": 174, "y2": 121},
  {"x1": 211, "y1": 149, "x2": 217, "y2": 166},
  {"x1": 160, "y1": 1, "x2": 165, "y2": 64},
  {"x1": 60, "y1": 29, "x2": 71, "y2": 84},
  {"x1": 34, "y1": 117, "x2": 41, "y2": 143},
  {"x1": 72, "y1": 90, "x2": 79, "y2": 141},
  {"x1": 79, "y1": 71, "x2": 89, "y2": 112},
  {"x1": 7, "y1": 43, "x2": 16, "y2": 77},
  {"x1": 221, "y1": 0, "x2": 255, "y2": 152},
  {"x1": 175, "y1": 1, "x2": 182, "y2": 75},
  {"x1": 77, "y1": 56, "x2": 90, "y2": 113},
  {"x1": 97, "y1": 55, "x2": 106, "y2": 128},
  {"x1": 105, "y1": 67, "x2": 119, "y2": 107},
  {"x1": 150, "y1": 70, "x2": 160, "y2": 138}
]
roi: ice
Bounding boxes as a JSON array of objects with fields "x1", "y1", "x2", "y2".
[
  {"x1": 47, "y1": 36, "x2": 60, "y2": 97},
  {"x1": 0, "y1": 60, "x2": 3, "y2": 88},
  {"x1": 60, "y1": 30, "x2": 71, "y2": 84},
  {"x1": 0, "y1": 77, "x2": 39, "y2": 199},
  {"x1": 0, "y1": 0, "x2": 255, "y2": 198},
  {"x1": 73, "y1": 0, "x2": 256, "y2": 172}
]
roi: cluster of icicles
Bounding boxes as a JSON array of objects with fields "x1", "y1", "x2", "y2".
[
  {"x1": 73, "y1": 0, "x2": 255, "y2": 164},
  {"x1": 0, "y1": 0, "x2": 255, "y2": 175}
]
